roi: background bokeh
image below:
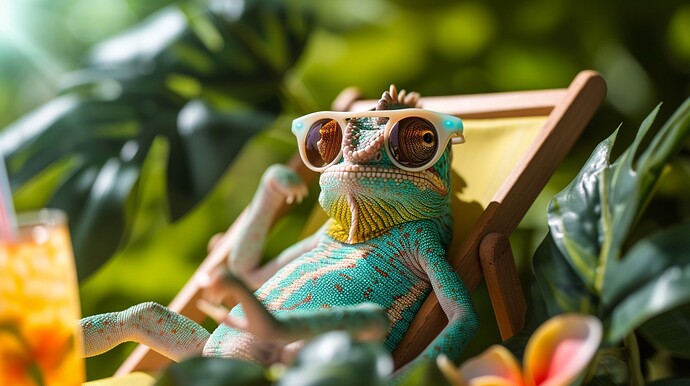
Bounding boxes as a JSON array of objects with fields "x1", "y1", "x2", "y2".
[{"x1": 1, "y1": 0, "x2": 689, "y2": 380}]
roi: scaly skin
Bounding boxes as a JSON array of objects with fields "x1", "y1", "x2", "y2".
[{"x1": 80, "y1": 86, "x2": 478, "y2": 375}]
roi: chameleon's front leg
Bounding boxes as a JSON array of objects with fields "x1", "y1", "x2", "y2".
[
  {"x1": 217, "y1": 164, "x2": 308, "y2": 290},
  {"x1": 402, "y1": 253, "x2": 478, "y2": 373},
  {"x1": 79, "y1": 302, "x2": 211, "y2": 361}
]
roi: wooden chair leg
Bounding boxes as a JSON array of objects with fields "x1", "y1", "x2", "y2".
[{"x1": 479, "y1": 232, "x2": 527, "y2": 340}]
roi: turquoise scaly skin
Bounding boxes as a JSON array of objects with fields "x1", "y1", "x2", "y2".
[{"x1": 79, "y1": 87, "x2": 478, "y2": 376}]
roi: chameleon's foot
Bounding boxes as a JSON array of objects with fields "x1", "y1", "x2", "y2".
[
  {"x1": 261, "y1": 164, "x2": 308, "y2": 205},
  {"x1": 197, "y1": 267, "x2": 241, "y2": 313},
  {"x1": 215, "y1": 272, "x2": 285, "y2": 341}
]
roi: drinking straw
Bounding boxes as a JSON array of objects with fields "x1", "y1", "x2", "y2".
[{"x1": 0, "y1": 153, "x2": 18, "y2": 241}]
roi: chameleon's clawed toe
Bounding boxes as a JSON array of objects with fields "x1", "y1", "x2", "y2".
[{"x1": 272, "y1": 178, "x2": 308, "y2": 205}]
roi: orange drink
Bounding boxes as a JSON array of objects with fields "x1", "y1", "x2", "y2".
[{"x1": 0, "y1": 209, "x2": 84, "y2": 386}]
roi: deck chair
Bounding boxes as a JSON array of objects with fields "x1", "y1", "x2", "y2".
[{"x1": 114, "y1": 70, "x2": 606, "y2": 375}]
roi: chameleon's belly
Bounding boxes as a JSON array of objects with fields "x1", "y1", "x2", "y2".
[{"x1": 254, "y1": 236, "x2": 432, "y2": 351}]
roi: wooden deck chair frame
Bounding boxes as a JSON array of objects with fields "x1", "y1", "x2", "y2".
[{"x1": 115, "y1": 70, "x2": 606, "y2": 375}]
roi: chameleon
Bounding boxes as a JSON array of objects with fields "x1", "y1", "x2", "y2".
[{"x1": 79, "y1": 85, "x2": 479, "y2": 374}]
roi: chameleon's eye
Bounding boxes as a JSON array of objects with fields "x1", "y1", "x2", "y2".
[
  {"x1": 305, "y1": 118, "x2": 342, "y2": 168},
  {"x1": 389, "y1": 117, "x2": 438, "y2": 168}
]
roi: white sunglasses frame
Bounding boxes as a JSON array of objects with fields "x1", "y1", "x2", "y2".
[{"x1": 291, "y1": 108, "x2": 465, "y2": 172}]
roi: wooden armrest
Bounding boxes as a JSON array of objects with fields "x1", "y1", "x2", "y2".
[{"x1": 479, "y1": 232, "x2": 526, "y2": 340}]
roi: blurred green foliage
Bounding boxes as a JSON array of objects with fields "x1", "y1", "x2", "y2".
[
  {"x1": 1, "y1": 0, "x2": 689, "y2": 381},
  {"x1": 1, "y1": 0, "x2": 312, "y2": 281}
]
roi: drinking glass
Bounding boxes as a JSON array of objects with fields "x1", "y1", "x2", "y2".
[{"x1": 0, "y1": 209, "x2": 85, "y2": 386}]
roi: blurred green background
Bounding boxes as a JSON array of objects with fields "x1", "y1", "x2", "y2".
[{"x1": 1, "y1": 0, "x2": 689, "y2": 380}]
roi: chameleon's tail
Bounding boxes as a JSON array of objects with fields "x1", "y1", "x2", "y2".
[{"x1": 79, "y1": 302, "x2": 211, "y2": 361}]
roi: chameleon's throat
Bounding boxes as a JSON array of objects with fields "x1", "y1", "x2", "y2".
[{"x1": 346, "y1": 193, "x2": 359, "y2": 244}]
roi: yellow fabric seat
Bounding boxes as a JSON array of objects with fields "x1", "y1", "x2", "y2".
[{"x1": 83, "y1": 372, "x2": 155, "y2": 386}]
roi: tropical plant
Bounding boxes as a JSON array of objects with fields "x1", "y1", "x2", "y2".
[
  {"x1": 0, "y1": 0, "x2": 312, "y2": 280},
  {"x1": 521, "y1": 96, "x2": 690, "y2": 385}
]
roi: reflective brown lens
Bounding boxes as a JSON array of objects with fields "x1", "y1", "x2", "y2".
[
  {"x1": 305, "y1": 119, "x2": 342, "y2": 168},
  {"x1": 388, "y1": 117, "x2": 438, "y2": 168}
]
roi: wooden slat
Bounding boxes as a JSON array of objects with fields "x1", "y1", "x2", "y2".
[
  {"x1": 349, "y1": 88, "x2": 567, "y2": 118},
  {"x1": 479, "y1": 233, "x2": 526, "y2": 340}
]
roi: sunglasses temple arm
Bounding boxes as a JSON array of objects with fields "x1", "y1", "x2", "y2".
[{"x1": 451, "y1": 133, "x2": 466, "y2": 145}]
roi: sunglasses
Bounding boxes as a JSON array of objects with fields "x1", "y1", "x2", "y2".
[{"x1": 292, "y1": 108, "x2": 465, "y2": 172}]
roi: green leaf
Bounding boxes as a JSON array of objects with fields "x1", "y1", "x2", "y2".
[
  {"x1": 176, "y1": 100, "x2": 276, "y2": 197},
  {"x1": 639, "y1": 303, "x2": 690, "y2": 358},
  {"x1": 546, "y1": 131, "x2": 618, "y2": 292},
  {"x1": 397, "y1": 358, "x2": 451, "y2": 386},
  {"x1": 647, "y1": 379, "x2": 690, "y2": 386},
  {"x1": 70, "y1": 158, "x2": 140, "y2": 280},
  {"x1": 12, "y1": 156, "x2": 80, "y2": 211},
  {"x1": 123, "y1": 136, "x2": 171, "y2": 247},
  {"x1": 154, "y1": 356, "x2": 270, "y2": 386},
  {"x1": 636, "y1": 98, "x2": 690, "y2": 190},
  {"x1": 588, "y1": 354, "x2": 631, "y2": 386},
  {"x1": 605, "y1": 221, "x2": 690, "y2": 343},
  {"x1": 279, "y1": 331, "x2": 393, "y2": 386},
  {"x1": 532, "y1": 232, "x2": 597, "y2": 316}
]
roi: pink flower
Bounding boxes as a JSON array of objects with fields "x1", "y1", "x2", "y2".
[{"x1": 438, "y1": 314, "x2": 602, "y2": 386}]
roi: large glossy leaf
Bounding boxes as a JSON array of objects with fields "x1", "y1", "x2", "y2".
[
  {"x1": 605, "y1": 221, "x2": 690, "y2": 343},
  {"x1": 1, "y1": 0, "x2": 313, "y2": 280},
  {"x1": 532, "y1": 233, "x2": 597, "y2": 317},
  {"x1": 647, "y1": 379, "x2": 690, "y2": 386},
  {"x1": 278, "y1": 331, "x2": 393, "y2": 386},
  {"x1": 70, "y1": 157, "x2": 140, "y2": 278},
  {"x1": 123, "y1": 136, "x2": 171, "y2": 246},
  {"x1": 155, "y1": 356, "x2": 270, "y2": 386},
  {"x1": 639, "y1": 303, "x2": 690, "y2": 358},
  {"x1": 545, "y1": 131, "x2": 618, "y2": 292},
  {"x1": 397, "y1": 358, "x2": 451, "y2": 386},
  {"x1": 588, "y1": 355, "x2": 631, "y2": 386}
]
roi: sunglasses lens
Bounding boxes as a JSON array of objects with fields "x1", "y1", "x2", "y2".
[
  {"x1": 305, "y1": 118, "x2": 342, "y2": 168},
  {"x1": 389, "y1": 117, "x2": 438, "y2": 169}
]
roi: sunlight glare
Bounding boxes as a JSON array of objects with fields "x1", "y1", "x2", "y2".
[
  {"x1": 0, "y1": 0, "x2": 18, "y2": 40},
  {"x1": 0, "y1": 0, "x2": 65, "y2": 80}
]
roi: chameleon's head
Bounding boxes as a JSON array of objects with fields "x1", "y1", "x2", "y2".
[{"x1": 292, "y1": 85, "x2": 465, "y2": 243}]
